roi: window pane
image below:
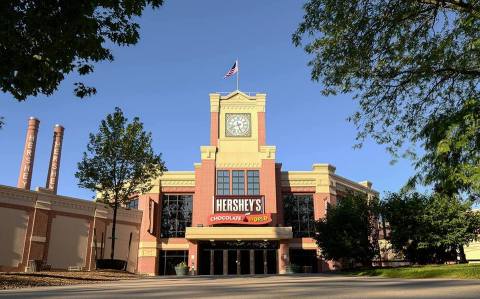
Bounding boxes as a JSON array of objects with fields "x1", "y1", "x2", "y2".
[
  {"x1": 161, "y1": 194, "x2": 193, "y2": 238},
  {"x1": 217, "y1": 170, "x2": 230, "y2": 195},
  {"x1": 283, "y1": 194, "x2": 314, "y2": 238},
  {"x1": 247, "y1": 170, "x2": 260, "y2": 195},
  {"x1": 232, "y1": 170, "x2": 245, "y2": 195},
  {"x1": 127, "y1": 198, "x2": 138, "y2": 209}
]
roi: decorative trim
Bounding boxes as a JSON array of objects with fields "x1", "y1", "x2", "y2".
[
  {"x1": 138, "y1": 248, "x2": 157, "y2": 257},
  {"x1": 161, "y1": 187, "x2": 195, "y2": 193},
  {"x1": 31, "y1": 236, "x2": 46, "y2": 243},
  {"x1": 259, "y1": 146, "x2": 276, "y2": 160},
  {"x1": 185, "y1": 227, "x2": 293, "y2": 240},
  {"x1": 332, "y1": 174, "x2": 379, "y2": 195},
  {"x1": 216, "y1": 162, "x2": 261, "y2": 168},
  {"x1": 200, "y1": 146, "x2": 217, "y2": 160},
  {"x1": 0, "y1": 185, "x2": 36, "y2": 207}
]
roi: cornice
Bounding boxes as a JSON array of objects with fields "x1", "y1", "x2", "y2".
[
  {"x1": 332, "y1": 174, "x2": 379, "y2": 195},
  {"x1": 0, "y1": 184, "x2": 36, "y2": 207},
  {"x1": 159, "y1": 171, "x2": 196, "y2": 187}
]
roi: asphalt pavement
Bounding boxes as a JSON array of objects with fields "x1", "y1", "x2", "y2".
[{"x1": 1, "y1": 274, "x2": 479, "y2": 298}]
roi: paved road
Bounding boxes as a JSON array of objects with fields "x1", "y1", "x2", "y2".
[{"x1": 1, "y1": 274, "x2": 479, "y2": 298}]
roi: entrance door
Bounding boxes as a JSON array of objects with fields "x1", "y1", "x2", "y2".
[
  {"x1": 266, "y1": 249, "x2": 277, "y2": 274},
  {"x1": 198, "y1": 241, "x2": 279, "y2": 275},
  {"x1": 254, "y1": 250, "x2": 264, "y2": 274},
  {"x1": 240, "y1": 250, "x2": 250, "y2": 274},
  {"x1": 213, "y1": 250, "x2": 223, "y2": 275}
]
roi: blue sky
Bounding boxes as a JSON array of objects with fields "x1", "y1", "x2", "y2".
[{"x1": 0, "y1": 0, "x2": 414, "y2": 200}]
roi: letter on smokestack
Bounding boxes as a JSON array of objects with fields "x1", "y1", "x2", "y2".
[
  {"x1": 17, "y1": 117, "x2": 40, "y2": 190},
  {"x1": 45, "y1": 124, "x2": 64, "y2": 194}
]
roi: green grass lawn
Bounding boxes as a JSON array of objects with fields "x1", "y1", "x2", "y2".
[{"x1": 342, "y1": 263, "x2": 480, "y2": 279}]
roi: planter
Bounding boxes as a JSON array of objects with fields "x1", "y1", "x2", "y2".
[
  {"x1": 303, "y1": 266, "x2": 313, "y2": 273},
  {"x1": 175, "y1": 266, "x2": 188, "y2": 276},
  {"x1": 96, "y1": 259, "x2": 127, "y2": 270},
  {"x1": 285, "y1": 264, "x2": 301, "y2": 274}
]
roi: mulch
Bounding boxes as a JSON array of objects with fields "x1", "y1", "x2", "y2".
[{"x1": 0, "y1": 270, "x2": 144, "y2": 290}]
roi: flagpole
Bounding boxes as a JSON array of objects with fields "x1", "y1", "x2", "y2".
[{"x1": 236, "y1": 58, "x2": 239, "y2": 91}]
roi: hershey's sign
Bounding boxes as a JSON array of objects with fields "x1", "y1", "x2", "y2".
[{"x1": 214, "y1": 195, "x2": 265, "y2": 214}]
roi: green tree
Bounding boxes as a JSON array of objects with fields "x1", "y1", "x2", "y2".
[
  {"x1": 315, "y1": 194, "x2": 380, "y2": 268},
  {"x1": 412, "y1": 99, "x2": 480, "y2": 198},
  {"x1": 293, "y1": 1, "x2": 480, "y2": 193},
  {"x1": 76, "y1": 107, "x2": 166, "y2": 260},
  {"x1": 1, "y1": 0, "x2": 164, "y2": 100},
  {"x1": 382, "y1": 192, "x2": 480, "y2": 264}
]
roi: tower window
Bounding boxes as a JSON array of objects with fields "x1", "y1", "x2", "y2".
[
  {"x1": 232, "y1": 170, "x2": 245, "y2": 195},
  {"x1": 247, "y1": 170, "x2": 260, "y2": 195},
  {"x1": 217, "y1": 170, "x2": 230, "y2": 195}
]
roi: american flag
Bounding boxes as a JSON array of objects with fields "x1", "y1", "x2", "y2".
[{"x1": 224, "y1": 60, "x2": 238, "y2": 78}]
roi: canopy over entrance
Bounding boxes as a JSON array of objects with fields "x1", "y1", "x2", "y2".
[{"x1": 185, "y1": 226, "x2": 292, "y2": 240}]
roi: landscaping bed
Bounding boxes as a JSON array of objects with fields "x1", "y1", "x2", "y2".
[
  {"x1": 0, "y1": 270, "x2": 143, "y2": 290},
  {"x1": 342, "y1": 263, "x2": 480, "y2": 279}
]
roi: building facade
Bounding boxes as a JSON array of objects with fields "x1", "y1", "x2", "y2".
[
  {"x1": 0, "y1": 118, "x2": 142, "y2": 273},
  {"x1": 136, "y1": 91, "x2": 378, "y2": 276}
]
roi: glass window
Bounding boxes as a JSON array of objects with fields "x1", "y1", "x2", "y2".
[
  {"x1": 217, "y1": 170, "x2": 230, "y2": 195},
  {"x1": 247, "y1": 170, "x2": 260, "y2": 195},
  {"x1": 232, "y1": 170, "x2": 245, "y2": 195},
  {"x1": 158, "y1": 250, "x2": 188, "y2": 275},
  {"x1": 283, "y1": 194, "x2": 315, "y2": 238},
  {"x1": 126, "y1": 198, "x2": 138, "y2": 209},
  {"x1": 160, "y1": 194, "x2": 193, "y2": 238}
]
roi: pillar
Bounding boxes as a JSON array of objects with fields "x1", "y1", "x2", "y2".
[
  {"x1": 188, "y1": 241, "x2": 198, "y2": 275},
  {"x1": 25, "y1": 198, "x2": 52, "y2": 271},
  {"x1": 224, "y1": 250, "x2": 229, "y2": 275},
  {"x1": 278, "y1": 240, "x2": 289, "y2": 274},
  {"x1": 17, "y1": 117, "x2": 40, "y2": 190},
  {"x1": 209, "y1": 93, "x2": 220, "y2": 146},
  {"x1": 45, "y1": 124, "x2": 64, "y2": 194},
  {"x1": 249, "y1": 249, "x2": 255, "y2": 274},
  {"x1": 256, "y1": 93, "x2": 266, "y2": 147},
  {"x1": 260, "y1": 158, "x2": 278, "y2": 224},
  {"x1": 137, "y1": 193, "x2": 161, "y2": 275}
]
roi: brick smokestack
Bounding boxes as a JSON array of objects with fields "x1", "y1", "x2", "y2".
[
  {"x1": 17, "y1": 117, "x2": 40, "y2": 190},
  {"x1": 45, "y1": 124, "x2": 64, "y2": 194}
]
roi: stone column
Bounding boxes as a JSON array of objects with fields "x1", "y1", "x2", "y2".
[
  {"x1": 45, "y1": 124, "x2": 64, "y2": 194},
  {"x1": 188, "y1": 241, "x2": 198, "y2": 275},
  {"x1": 17, "y1": 117, "x2": 40, "y2": 190},
  {"x1": 137, "y1": 193, "x2": 161, "y2": 276},
  {"x1": 278, "y1": 240, "x2": 289, "y2": 274}
]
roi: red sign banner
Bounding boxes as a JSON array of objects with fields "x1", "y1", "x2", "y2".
[{"x1": 208, "y1": 213, "x2": 272, "y2": 225}]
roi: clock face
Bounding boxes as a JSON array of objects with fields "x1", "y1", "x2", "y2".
[{"x1": 225, "y1": 113, "x2": 251, "y2": 137}]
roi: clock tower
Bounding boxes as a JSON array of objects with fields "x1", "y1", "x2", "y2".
[{"x1": 192, "y1": 90, "x2": 280, "y2": 227}]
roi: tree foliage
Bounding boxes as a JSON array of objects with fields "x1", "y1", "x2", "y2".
[
  {"x1": 412, "y1": 99, "x2": 480, "y2": 198},
  {"x1": 315, "y1": 194, "x2": 380, "y2": 268},
  {"x1": 293, "y1": 1, "x2": 480, "y2": 192},
  {"x1": 76, "y1": 107, "x2": 166, "y2": 259},
  {"x1": 382, "y1": 192, "x2": 480, "y2": 264},
  {"x1": 0, "y1": 0, "x2": 163, "y2": 100}
]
